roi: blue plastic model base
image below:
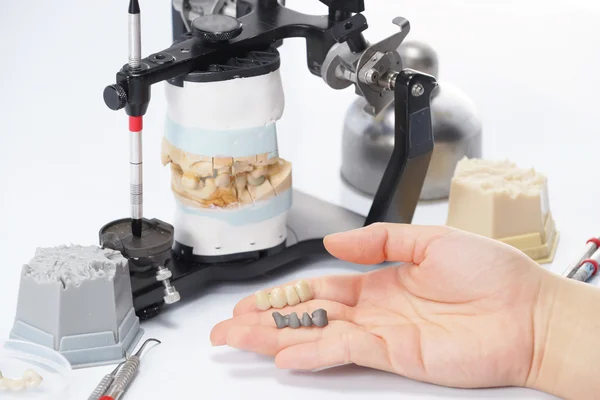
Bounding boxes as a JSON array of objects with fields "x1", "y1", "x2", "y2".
[{"x1": 10, "y1": 308, "x2": 143, "y2": 369}]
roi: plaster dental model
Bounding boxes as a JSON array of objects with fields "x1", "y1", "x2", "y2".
[
  {"x1": 272, "y1": 309, "x2": 328, "y2": 329},
  {"x1": 0, "y1": 369, "x2": 43, "y2": 391},
  {"x1": 10, "y1": 245, "x2": 143, "y2": 368},
  {"x1": 161, "y1": 65, "x2": 292, "y2": 259},
  {"x1": 446, "y1": 157, "x2": 559, "y2": 264},
  {"x1": 255, "y1": 280, "x2": 313, "y2": 310}
]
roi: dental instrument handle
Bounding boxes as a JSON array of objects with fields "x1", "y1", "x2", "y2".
[
  {"x1": 88, "y1": 363, "x2": 124, "y2": 400},
  {"x1": 571, "y1": 247, "x2": 600, "y2": 283},
  {"x1": 563, "y1": 237, "x2": 600, "y2": 278},
  {"x1": 103, "y1": 356, "x2": 140, "y2": 400},
  {"x1": 88, "y1": 375, "x2": 115, "y2": 400},
  {"x1": 571, "y1": 260, "x2": 598, "y2": 282},
  {"x1": 103, "y1": 339, "x2": 161, "y2": 399}
]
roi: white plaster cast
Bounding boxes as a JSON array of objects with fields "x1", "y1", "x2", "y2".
[
  {"x1": 173, "y1": 209, "x2": 288, "y2": 256},
  {"x1": 165, "y1": 70, "x2": 285, "y2": 130}
]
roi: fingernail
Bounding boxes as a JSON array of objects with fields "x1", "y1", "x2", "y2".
[
  {"x1": 324, "y1": 228, "x2": 359, "y2": 240},
  {"x1": 311, "y1": 362, "x2": 352, "y2": 372},
  {"x1": 323, "y1": 233, "x2": 340, "y2": 241}
]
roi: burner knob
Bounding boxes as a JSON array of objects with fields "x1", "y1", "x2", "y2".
[{"x1": 191, "y1": 14, "x2": 242, "y2": 42}]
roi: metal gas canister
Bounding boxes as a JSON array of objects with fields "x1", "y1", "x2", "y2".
[{"x1": 341, "y1": 41, "x2": 482, "y2": 201}]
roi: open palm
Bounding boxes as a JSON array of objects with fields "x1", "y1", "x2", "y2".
[{"x1": 210, "y1": 224, "x2": 549, "y2": 389}]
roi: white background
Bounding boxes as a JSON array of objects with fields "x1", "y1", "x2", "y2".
[{"x1": 0, "y1": 0, "x2": 599, "y2": 398}]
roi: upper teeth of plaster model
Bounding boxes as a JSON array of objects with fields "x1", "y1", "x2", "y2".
[
  {"x1": 0, "y1": 370, "x2": 43, "y2": 391},
  {"x1": 162, "y1": 138, "x2": 292, "y2": 209},
  {"x1": 254, "y1": 280, "x2": 313, "y2": 311}
]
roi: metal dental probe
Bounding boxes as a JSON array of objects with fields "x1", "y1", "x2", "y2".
[
  {"x1": 562, "y1": 237, "x2": 600, "y2": 278},
  {"x1": 88, "y1": 362, "x2": 125, "y2": 400},
  {"x1": 128, "y1": 0, "x2": 143, "y2": 237},
  {"x1": 100, "y1": 338, "x2": 161, "y2": 400}
]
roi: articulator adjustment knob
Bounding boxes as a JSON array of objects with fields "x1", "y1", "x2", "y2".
[
  {"x1": 103, "y1": 84, "x2": 127, "y2": 111},
  {"x1": 156, "y1": 265, "x2": 180, "y2": 305},
  {"x1": 191, "y1": 14, "x2": 242, "y2": 42}
]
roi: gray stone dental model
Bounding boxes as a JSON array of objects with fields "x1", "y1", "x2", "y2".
[
  {"x1": 272, "y1": 309, "x2": 328, "y2": 329},
  {"x1": 10, "y1": 245, "x2": 143, "y2": 368}
]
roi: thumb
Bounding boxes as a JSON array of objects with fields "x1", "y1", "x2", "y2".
[{"x1": 323, "y1": 223, "x2": 453, "y2": 265}]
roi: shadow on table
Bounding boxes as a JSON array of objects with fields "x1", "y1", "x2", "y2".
[{"x1": 209, "y1": 351, "x2": 556, "y2": 399}]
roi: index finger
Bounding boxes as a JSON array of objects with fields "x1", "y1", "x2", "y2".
[
  {"x1": 323, "y1": 223, "x2": 453, "y2": 265},
  {"x1": 233, "y1": 274, "x2": 363, "y2": 316}
]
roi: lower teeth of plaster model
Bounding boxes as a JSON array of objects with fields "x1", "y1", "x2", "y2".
[
  {"x1": 272, "y1": 309, "x2": 328, "y2": 329},
  {"x1": 0, "y1": 370, "x2": 43, "y2": 391},
  {"x1": 254, "y1": 280, "x2": 313, "y2": 310}
]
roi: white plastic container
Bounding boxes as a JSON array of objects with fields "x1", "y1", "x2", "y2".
[{"x1": 0, "y1": 339, "x2": 71, "y2": 399}]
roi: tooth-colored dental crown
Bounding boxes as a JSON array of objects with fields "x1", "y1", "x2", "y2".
[
  {"x1": 268, "y1": 287, "x2": 287, "y2": 309},
  {"x1": 0, "y1": 369, "x2": 43, "y2": 392},
  {"x1": 255, "y1": 280, "x2": 313, "y2": 310}
]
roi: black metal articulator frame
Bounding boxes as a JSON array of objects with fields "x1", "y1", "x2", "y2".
[{"x1": 101, "y1": 0, "x2": 437, "y2": 320}]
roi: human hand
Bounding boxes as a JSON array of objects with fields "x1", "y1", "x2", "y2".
[{"x1": 210, "y1": 223, "x2": 561, "y2": 390}]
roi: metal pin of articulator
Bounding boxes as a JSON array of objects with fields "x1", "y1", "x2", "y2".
[{"x1": 101, "y1": 0, "x2": 436, "y2": 320}]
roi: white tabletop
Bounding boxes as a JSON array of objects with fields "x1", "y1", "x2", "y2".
[{"x1": 1, "y1": 0, "x2": 599, "y2": 398}]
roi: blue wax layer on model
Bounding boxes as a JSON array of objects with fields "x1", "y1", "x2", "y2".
[{"x1": 165, "y1": 117, "x2": 279, "y2": 158}]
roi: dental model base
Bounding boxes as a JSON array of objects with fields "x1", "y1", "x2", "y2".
[
  {"x1": 255, "y1": 280, "x2": 313, "y2": 310},
  {"x1": 446, "y1": 157, "x2": 559, "y2": 264},
  {"x1": 273, "y1": 309, "x2": 329, "y2": 329},
  {"x1": 0, "y1": 370, "x2": 43, "y2": 391},
  {"x1": 10, "y1": 245, "x2": 144, "y2": 368},
  {"x1": 100, "y1": 0, "x2": 437, "y2": 320}
]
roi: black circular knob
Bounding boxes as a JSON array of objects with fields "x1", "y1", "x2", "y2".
[
  {"x1": 103, "y1": 84, "x2": 127, "y2": 110},
  {"x1": 191, "y1": 14, "x2": 242, "y2": 42}
]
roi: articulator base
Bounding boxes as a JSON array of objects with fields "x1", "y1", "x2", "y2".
[{"x1": 100, "y1": 190, "x2": 366, "y2": 320}]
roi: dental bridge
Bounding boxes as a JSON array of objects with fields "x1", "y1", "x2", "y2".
[{"x1": 101, "y1": 0, "x2": 437, "y2": 320}]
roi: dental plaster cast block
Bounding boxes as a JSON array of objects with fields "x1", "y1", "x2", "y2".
[
  {"x1": 446, "y1": 157, "x2": 559, "y2": 264},
  {"x1": 10, "y1": 245, "x2": 143, "y2": 369},
  {"x1": 162, "y1": 68, "x2": 292, "y2": 258}
]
